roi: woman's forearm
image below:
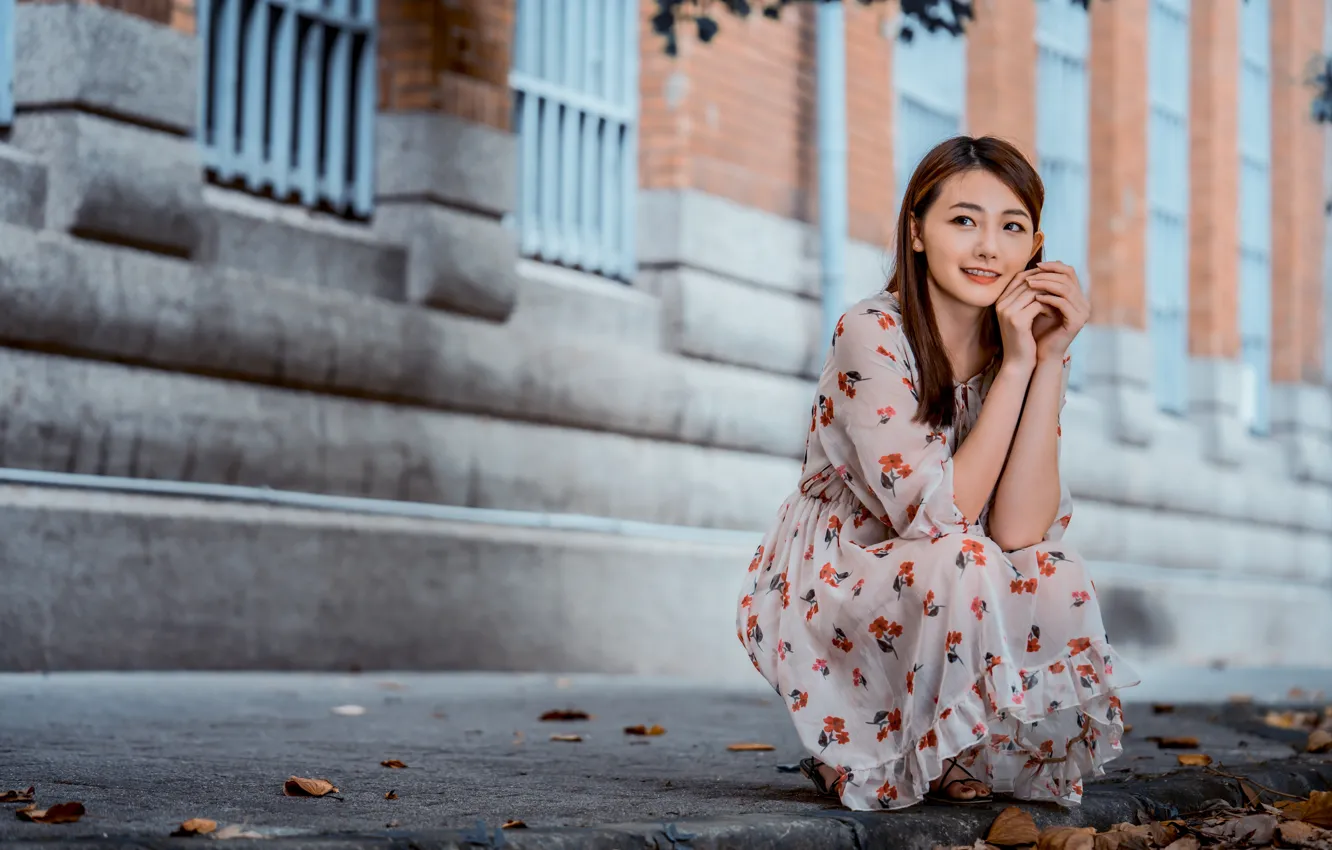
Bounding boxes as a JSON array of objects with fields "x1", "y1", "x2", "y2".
[
  {"x1": 988, "y1": 359, "x2": 1064, "y2": 550},
  {"x1": 951, "y1": 362, "x2": 1032, "y2": 523}
]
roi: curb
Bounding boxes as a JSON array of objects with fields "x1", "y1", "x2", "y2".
[{"x1": 4, "y1": 760, "x2": 1331, "y2": 850}]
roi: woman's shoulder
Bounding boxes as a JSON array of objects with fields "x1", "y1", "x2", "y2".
[{"x1": 838, "y1": 290, "x2": 906, "y2": 344}]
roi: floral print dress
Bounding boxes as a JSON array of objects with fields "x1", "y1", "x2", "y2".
[{"x1": 736, "y1": 290, "x2": 1139, "y2": 810}]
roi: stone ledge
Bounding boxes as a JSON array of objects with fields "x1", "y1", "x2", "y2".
[
  {"x1": 375, "y1": 112, "x2": 515, "y2": 218},
  {"x1": 15, "y1": 1, "x2": 196, "y2": 134},
  {"x1": 510, "y1": 259, "x2": 664, "y2": 349},
  {"x1": 0, "y1": 144, "x2": 47, "y2": 230}
]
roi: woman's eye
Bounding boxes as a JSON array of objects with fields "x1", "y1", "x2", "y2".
[
  {"x1": 1004, "y1": 222, "x2": 1026, "y2": 232},
  {"x1": 952, "y1": 216, "x2": 974, "y2": 226}
]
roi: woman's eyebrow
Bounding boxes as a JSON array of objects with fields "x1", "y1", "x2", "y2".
[{"x1": 949, "y1": 201, "x2": 1030, "y2": 221}]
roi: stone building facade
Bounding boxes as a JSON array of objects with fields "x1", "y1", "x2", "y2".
[{"x1": 0, "y1": 0, "x2": 1328, "y2": 679}]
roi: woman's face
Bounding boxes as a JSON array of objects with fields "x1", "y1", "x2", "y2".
[{"x1": 910, "y1": 168, "x2": 1043, "y2": 310}]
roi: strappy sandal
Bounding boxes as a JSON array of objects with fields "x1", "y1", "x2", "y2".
[
  {"x1": 924, "y1": 756, "x2": 994, "y2": 805},
  {"x1": 798, "y1": 756, "x2": 840, "y2": 798}
]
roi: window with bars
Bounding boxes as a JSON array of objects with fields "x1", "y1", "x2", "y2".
[
  {"x1": 509, "y1": 0, "x2": 639, "y2": 283},
  {"x1": 1146, "y1": 0, "x2": 1191, "y2": 414},
  {"x1": 198, "y1": 0, "x2": 378, "y2": 218},
  {"x1": 0, "y1": 0, "x2": 13, "y2": 128},
  {"x1": 893, "y1": 16, "x2": 966, "y2": 208},
  {"x1": 1036, "y1": 0, "x2": 1090, "y2": 390},
  {"x1": 1239, "y1": 0, "x2": 1273, "y2": 434}
]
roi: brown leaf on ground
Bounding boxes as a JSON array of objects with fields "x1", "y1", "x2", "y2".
[
  {"x1": 1152, "y1": 704, "x2": 1176, "y2": 714},
  {"x1": 727, "y1": 742, "x2": 776, "y2": 752},
  {"x1": 1265, "y1": 710, "x2": 1319, "y2": 730},
  {"x1": 1279, "y1": 792, "x2": 1332, "y2": 829},
  {"x1": 502, "y1": 820, "x2": 529, "y2": 829},
  {"x1": 213, "y1": 824, "x2": 267, "y2": 840},
  {"x1": 1160, "y1": 837, "x2": 1198, "y2": 850},
  {"x1": 1240, "y1": 780, "x2": 1263, "y2": 808},
  {"x1": 987, "y1": 807, "x2": 1040, "y2": 847},
  {"x1": 1201, "y1": 813, "x2": 1276, "y2": 845},
  {"x1": 1093, "y1": 828, "x2": 1151, "y2": 850},
  {"x1": 550, "y1": 734, "x2": 583, "y2": 742},
  {"x1": 624, "y1": 725, "x2": 667, "y2": 736},
  {"x1": 1278, "y1": 821, "x2": 1332, "y2": 849},
  {"x1": 1149, "y1": 821, "x2": 1183, "y2": 846},
  {"x1": 1123, "y1": 725, "x2": 1133, "y2": 735},
  {"x1": 1152, "y1": 736, "x2": 1200, "y2": 749},
  {"x1": 171, "y1": 818, "x2": 218, "y2": 837},
  {"x1": 0, "y1": 787, "x2": 34, "y2": 804},
  {"x1": 1037, "y1": 826, "x2": 1096, "y2": 850},
  {"x1": 15, "y1": 802, "x2": 85, "y2": 824},
  {"x1": 282, "y1": 777, "x2": 339, "y2": 797},
  {"x1": 380, "y1": 760, "x2": 408, "y2": 769},
  {"x1": 539, "y1": 709, "x2": 590, "y2": 721},
  {"x1": 1307, "y1": 730, "x2": 1332, "y2": 754},
  {"x1": 1176, "y1": 753, "x2": 1213, "y2": 767},
  {"x1": 385, "y1": 790, "x2": 397, "y2": 800}
]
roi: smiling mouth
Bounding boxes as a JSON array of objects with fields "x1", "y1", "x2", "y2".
[{"x1": 962, "y1": 268, "x2": 1001, "y2": 284}]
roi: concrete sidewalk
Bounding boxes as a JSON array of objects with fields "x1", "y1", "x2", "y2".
[{"x1": 1, "y1": 672, "x2": 1331, "y2": 849}]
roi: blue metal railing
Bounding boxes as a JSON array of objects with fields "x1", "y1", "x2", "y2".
[
  {"x1": 510, "y1": 0, "x2": 640, "y2": 282},
  {"x1": 0, "y1": 0, "x2": 14, "y2": 129},
  {"x1": 198, "y1": 0, "x2": 377, "y2": 218}
]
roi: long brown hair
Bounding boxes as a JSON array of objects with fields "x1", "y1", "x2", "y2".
[{"x1": 887, "y1": 135, "x2": 1045, "y2": 431}]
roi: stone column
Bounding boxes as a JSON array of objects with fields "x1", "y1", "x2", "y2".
[
  {"x1": 1082, "y1": 0, "x2": 1153, "y2": 446},
  {"x1": 1270, "y1": 0, "x2": 1332, "y2": 483},
  {"x1": 1185, "y1": 0, "x2": 1243, "y2": 466},
  {"x1": 966, "y1": 0, "x2": 1038, "y2": 159}
]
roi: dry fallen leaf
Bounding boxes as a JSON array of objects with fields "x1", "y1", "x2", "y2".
[
  {"x1": 1153, "y1": 736, "x2": 1200, "y2": 749},
  {"x1": 550, "y1": 734, "x2": 583, "y2": 743},
  {"x1": 624, "y1": 724, "x2": 667, "y2": 737},
  {"x1": 1240, "y1": 780, "x2": 1263, "y2": 808},
  {"x1": 1308, "y1": 729, "x2": 1332, "y2": 754},
  {"x1": 1122, "y1": 724, "x2": 1133, "y2": 735},
  {"x1": 0, "y1": 787, "x2": 34, "y2": 804},
  {"x1": 1279, "y1": 791, "x2": 1332, "y2": 829},
  {"x1": 727, "y1": 742, "x2": 776, "y2": 752},
  {"x1": 1037, "y1": 826, "x2": 1096, "y2": 850},
  {"x1": 171, "y1": 818, "x2": 218, "y2": 837},
  {"x1": 539, "y1": 709, "x2": 590, "y2": 722},
  {"x1": 502, "y1": 820, "x2": 529, "y2": 829},
  {"x1": 1265, "y1": 710, "x2": 1319, "y2": 730},
  {"x1": 1161, "y1": 837, "x2": 1199, "y2": 850},
  {"x1": 1202, "y1": 813, "x2": 1276, "y2": 845},
  {"x1": 15, "y1": 802, "x2": 86, "y2": 824},
  {"x1": 282, "y1": 776, "x2": 339, "y2": 797},
  {"x1": 1278, "y1": 821, "x2": 1332, "y2": 848},
  {"x1": 987, "y1": 806, "x2": 1040, "y2": 847},
  {"x1": 1150, "y1": 822, "x2": 1184, "y2": 847},
  {"x1": 1093, "y1": 828, "x2": 1152, "y2": 850},
  {"x1": 1177, "y1": 753, "x2": 1213, "y2": 767},
  {"x1": 213, "y1": 824, "x2": 266, "y2": 840},
  {"x1": 331, "y1": 705, "x2": 366, "y2": 717},
  {"x1": 380, "y1": 760, "x2": 408, "y2": 769},
  {"x1": 384, "y1": 790, "x2": 398, "y2": 800}
]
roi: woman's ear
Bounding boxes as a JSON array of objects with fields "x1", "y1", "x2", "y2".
[
  {"x1": 1030, "y1": 230, "x2": 1045, "y2": 261},
  {"x1": 909, "y1": 215, "x2": 924, "y2": 253}
]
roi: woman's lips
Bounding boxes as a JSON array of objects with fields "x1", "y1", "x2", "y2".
[{"x1": 962, "y1": 268, "x2": 1002, "y2": 285}]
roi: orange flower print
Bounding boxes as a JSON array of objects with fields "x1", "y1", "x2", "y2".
[
  {"x1": 972, "y1": 722, "x2": 987, "y2": 739},
  {"x1": 971, "y1": 596, "x2": 989, "y2": 621},
  {"x1": 835, "y1": 315, "x2": 845, "y2": 337},
  {"x1": 1011, "y1": 577, "x2": 1038, "y2": 595},
  {"x1": 825, "y1": 515, "x2": 843, "y2": 545},
  {"x1": 1040, "y1": 739, "x2": 1055, "y2": 757},
  {"x1": 877, "y1": 453, "x2": 914, "y2": 496},
  {"x1": 740, "y1": 594, "x2": 752, "y2": 609},
  {"x1": 869, "y1": 617, "x2": 904, "y2": 658},
  {"x1": 820, "y1": 562, "x2": 851, "y2": 588},
  {"x1": 902, "y1": 376, "x2": 919, "y2": 401},
  {"x1": 1048, "y1": 660, "x2": 1066, "y2": 674},
  {"x1": 1027, "y1": 624, "x2": 1042, "y2": 653},
  {"x1": 804, "y1": 544, "x2": 815, "y2": 561},
  {"x1": 945, "y1": 630, "x2": 963, "y2": 664},
  {"x1": 906, "y1": 663, "x2": 923, "y2": 695},
  {"x1": 868, "y1": 707, "x2": 902, "y2": 742},
  {"x1": 745, "y1": 614, "x2": 762, "y2": 647},
  {"x1": 812, "y1": 658, "x2": 830, "y2": 678},
  {"x1": 801, "y1": 589, "x2": 819, "y2": 622},
  {"x1": 863, "y1": 307, "x2": 896, "y2": 330},
  {"x1": 875, "y1": 780, "x2": 899, "y2": 807},
  {"x1": 1068, "y1": 636, "x2": 1092, "y2": 655},
  {"x1": 1039, "y1": 549, "x2": 1069, "y2": 576},
  {"x1": 1059, "y1": 513, "x2": 1072, "y2": 529},
  {"x1": 837, "y1": 370, "x2": 868, "y2": 399},
  {"x1": 922, "y1": 590, "x2": 944, "y2": 617},
  {"x1": 851, "y1": 578, "x2": 865, "y2": 598},
  {"x1": 984, "y1": 653, "x2": 1003, "y2": 674},
  {"x1": 905, "y1": 502, "x2": 919, "y2": 524},
  {"x1": 940, "y1": 707, "x2": 953, "y2": 721},
  {"x1": 925, "y1": 429, "x2": 947, "y2": 447},
  {"x1": 818, "y1": 395, "x2": 836, "y2": 427},
  {"x1": 893, "y1": 561, "x2": 915, "y2": 599},
  {"x1": 820, "y1": 716, "x2": 851, "y2": 751},
  {"x1": 852, "y1": 506, "x2": 873, "y2": 529},
  {"x1": 777, "y1": 640, "x2": 791, "y2": 661},
  {"x1": 747, "y1": 544, "x2": 764, "y2": 573},
  {"x1": 876, "y1": 405, "x2": 897, "y2": 424},
  {"x1": 1071, "y1": 590, "x2": 1091, "y2": 608},
  {"x1": 853, "y1": 667, "x2": 869, "y2": 689},
  {"x1": 831, "y1": 626, "x2": 854, "y2": 653},
  {"x1": 1076, "y1": 663, "x2": 1100, "y2": 686},
  {"x1": 957, "y1": 538, "x2": 988, "y2": 572},
  {"x1": 875, "y1": 345, "x2": 898, "y2": 362},
  {"x1": 1020, "y1": 668, "x2": 1041, "y2": 692},
  {"x1": 788, "y1": 689, "x2": 809, "y2": 712},
  {"x1": 917, "y1": 729, "x2": 939, "y2": 751}
]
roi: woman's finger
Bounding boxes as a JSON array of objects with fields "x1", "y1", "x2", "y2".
[
  {"x1": 999, "y1": 269, "x2": 1037, "y2": 302},
  {"x1": 1025, "y1": 274, "x2": 1076, "y2": 296},
  {"x1": 1034, "y1": 292, "x2": 1085, "y2": 325},
  {"x1": 998, "y1": 283, "x2": 1038, "y2": 316}
]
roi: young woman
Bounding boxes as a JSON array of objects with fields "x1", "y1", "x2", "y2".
[{"x1": 736, "y1": 136, "x2": 1139, "y2": 809}]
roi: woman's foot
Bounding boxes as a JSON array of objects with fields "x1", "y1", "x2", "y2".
[{"x1": 928, "y1": 755, "x2": 991, "y2": 801}]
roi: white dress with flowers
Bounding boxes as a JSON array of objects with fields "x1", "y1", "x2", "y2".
[{"x1": 736, "y1": 291, "x2": 1139, "y2": 810}]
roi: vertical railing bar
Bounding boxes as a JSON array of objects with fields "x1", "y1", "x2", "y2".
[
  {"x1": 323, "y1": 0, "x2": 353, "y2": 211},
  {"x1": 296, "y1": 18, "x2": 324, "y2": 206},
  {"x1": 269, "y1": 0, "x2": 297, "y2": 199},
  {"x1": 351, "y1": 23, "x2": 375, "y2": 216},
  {"x1": 241, "y1": 0, "x2": 272, "y2": 191},
  {"x1": 620, "y1": 0, "x2": 639, "y2": 280},
  {"x1": 580, "y1": 115, "x2": 602, "y2": 275},
  {"x1": 197, "y1": 0, "x2": 216, "y2": 164},
  {"x1": 559, "y1": 0, "x2": 584, "y2": 266},
  {"x1": 0, "y1": 0, "x2": 13, "y2": 128},
  {"x1": 214, "y1": 0, "x2": 243, "y2": 179}
]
